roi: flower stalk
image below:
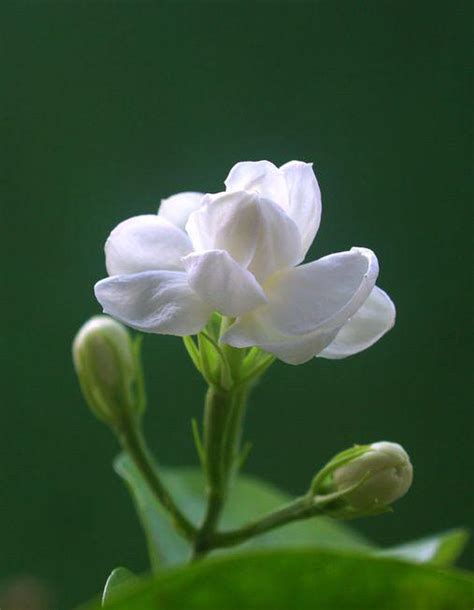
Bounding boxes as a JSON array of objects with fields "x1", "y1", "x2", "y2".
[
  {"x1": 73, "y1": 316, "x2": 197, "y2": 542},
  {"x1": 115, "y1": 413, "x2": 196, "y2": 541},
  {"x1": 208, "y1": 493, "x2": 337, "y2": 550}
]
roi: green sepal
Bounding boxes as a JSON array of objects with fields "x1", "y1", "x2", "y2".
[
  {"x1": 183, "y1": 318, "x2": 276, "y2": 390},
  {"x1": 182, "y1": 336, "x2": 202, "y2": 374},
  {"x1": 239, "y1": 348, "x2": 276, "y2": 385},
  {"x1": 310, "y1": 444, "x2": 370, "y2": 496},
  {"x1": 198, "y1": 331, "x2": 233, "y2": 388}
]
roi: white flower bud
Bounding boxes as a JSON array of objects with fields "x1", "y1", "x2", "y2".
[
  {"x1": 332, "y1": 441, "x2": 413, "y2": 510},
  {"x1": 73, "y1": 316, "x2": 142, "y2": 425}
]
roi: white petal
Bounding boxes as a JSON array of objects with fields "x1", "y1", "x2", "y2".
[
  {"x1": 248, "y1": 196, "x2": 303, "y2": 281},
  {"x1": 224, "y1": 247, "x2": 379, "y2": 345},
  {"x1": 279, "y1": 161, "x2": 321, "y2": 256},
  {"x1": 224, "y1": 161, "x2": 289, "y2": 209},
  {"x1": 105, "y1": 215, "x2": 192, "y2": 276},
  {"x1": 224, "y1": 315, "x2": 339, "y2": 364},
  {"x1": 186, "y1": 191, "x2": 302, "y2": 282},
  {"x1": 182, "y1": 250, "x2": 267, "y2": 317},
  {"x1": 318, "y1": 286, "x2": 396, "y2": 359},
  {"x1": 258, "y1": 328, "x2": 340, "y2": 365},
  {"x1": 94, "y1": 271, "x2": 212, "y2": 336},
  {"x1": 158, "y1": 192, "x2": 204, "y2": 230},
  {"x1": 186, "y1": 191, "x2": 259, "y2": 267}
]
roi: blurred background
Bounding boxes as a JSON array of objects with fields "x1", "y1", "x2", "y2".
[{"x1": 2, "y1": 2, "x2": 472, "y2": 608}]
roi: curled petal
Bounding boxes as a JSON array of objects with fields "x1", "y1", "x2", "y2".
[
  {"x1": 222, "y1": 248, "x2": 380, "y2": 363},
  {"x1": 94, "y1": 271, "x2": 212, "y2": 336},
  {"x1": 158, "y1": 192, "x2": 204, "y2": 230},
  {"x1": 318, "y1": 286, "x2": 396, "y2": 359},
  {"x1": 105, "y1": 215, "x2": 192, "y2": 276},
  {"x1": 186, "y1": 191, "x2": 259, "y2": 267},
  {"x1": 186, "y1": 191, "x2": 302, "y2": 282},
  {"x1": 225, "y1": 160, "x2": 322, "y2": 258},
  {"x1": 248, "y1": 197, "x2": 303, "y2": 281},
  {"x1": 280, "y1": 161, "x2": 321, "y2": 256},
  {"x1": 182, "y1": 250, "x2": 268, "y2": 317},
  {"x1": 224, "y1": 161, "x2": 289, "y2": 210}
]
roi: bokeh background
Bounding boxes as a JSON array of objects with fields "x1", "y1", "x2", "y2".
[{"x1": 2, "y1": 2, "x2": 472, "y2": 608}]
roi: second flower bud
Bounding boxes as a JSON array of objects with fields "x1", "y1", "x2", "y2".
[
  {"x1": 311, "y1": 441, "x2": 413, "y2": 516},
  {"x1": 73, "y1": 315, "x2": 144, "y2": 428}
]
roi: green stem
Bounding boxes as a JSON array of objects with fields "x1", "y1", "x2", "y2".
[
  {"x1": 207, "y1": 477, "x2": 380, "y2": 550},
  {"x1": 194, "y1": 387, "x2": 231, "y2": 553},
  {"x1": 221, "y1": 386, "x2": 248, "y2": 478},
  {"x1": 210, "y1": 495, "x2": 325, "y2": 549},
  {"x1": 193, "y1": 384, "x2": 248, "y2": 557},
  {"x1": 117, "y1": 415, "x2": 196, "y2": 541}
]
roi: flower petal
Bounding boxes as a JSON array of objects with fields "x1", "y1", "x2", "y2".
[
  {"x1": 225, "y1": 160, "x2": 322, "y2": 258},
  {"x1": 222, "y1": 309, "x2": 340, "y2": 364},
  {"x1": 158, "y1": 192, "x2": 204, "y2": 230},
  {"x1": 105, "y1": 215, "x2": 192, "y2": 276},
  {"x1": 258, "y1": 328, "x2": 340, "y2": 365},
  {"x1": 224, "y1": 161, "x2": 289, "y2": 210},
  {"x1": 182, "y1": 250, "x2": 268, "y2": 317},
  {"x1": 224, "y1": 247, "x2": 379, "y2": 346},
  {"x1": 279, "y1": 161, "x2": 321, "y2": 256},
  {"x1": 318, "y1": 286, "x2": 396, "y2": 359},
  {"x1": 186, "y1": 191, "x2": 302, "y2": 282},
  {"x1": 94, "y1": 271, "x2": 212, "y2": 335},
  {"x1": 186, "y1": 191, "x2": 259, "y2": 267}
]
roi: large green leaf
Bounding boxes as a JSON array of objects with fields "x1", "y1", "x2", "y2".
[
  {"x1": 114, "y1": 455, "x2": 371, "y2": 569},
  {"x1": 80, "y1": 548, "x2": 474, "y2": 610}
]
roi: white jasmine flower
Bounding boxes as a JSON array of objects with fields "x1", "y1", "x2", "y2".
[{"x1": 95, "y1": 161, "x2": 395, "y2": 364}]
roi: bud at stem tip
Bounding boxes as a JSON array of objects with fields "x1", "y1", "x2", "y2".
[
  {"x1": 73, "y1": 315, "x2": 142, "y2": 425},
  {"x1": 332, "y1": 441, "x2": 413, "y2": 510}
]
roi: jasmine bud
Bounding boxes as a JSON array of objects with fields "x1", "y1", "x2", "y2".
[
  {"x1": 73, "y1": 316, "x2": 143, "y2": 426},
  {"x1": 332, "y1": 441, "x2": 413, "y2": 510}
]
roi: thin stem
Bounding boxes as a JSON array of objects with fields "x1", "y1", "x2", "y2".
[
  {"x1": 117, "y1": 416, "x2": 196, "y2": 541},
  {"x1": 207, "y1": 478, "x2": 377, "y2": 550},
  {"x1": 210, "y1": 495, "x2": 325, "y2": 549}
]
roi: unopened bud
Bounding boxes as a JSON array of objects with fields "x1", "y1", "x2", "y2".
[
  {"x1": 73, "y1": 316, "x2": 143, "y2": 426},
  {"x1": 331, "y1": 441, "x2": 413, "y2": 510}
]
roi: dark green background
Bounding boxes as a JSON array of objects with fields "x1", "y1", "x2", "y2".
[{"x1": 2, "y1": 2, "x2": 472, "y2": 608}]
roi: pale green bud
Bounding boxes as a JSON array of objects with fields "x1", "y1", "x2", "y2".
[
  {"x1": 331, "y1": 441, "x2": 413, "y2": 510},
  {"x1": 73, "y1": 316, "x2": 143, "y2": 426}
]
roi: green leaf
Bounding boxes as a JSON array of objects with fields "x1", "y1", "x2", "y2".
[
  {"x1": 79, "y1": 548, "x2": 474, "y2": 610},
  {"x1": 102, "y1": 567, "x2": 138, "y2": 606},
  {"x1": 378, "y1": 529, "x2": 470, "y2": 567},
  {"x1": 114, "y1": 456, "x2": 371, "y2": 569}
]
